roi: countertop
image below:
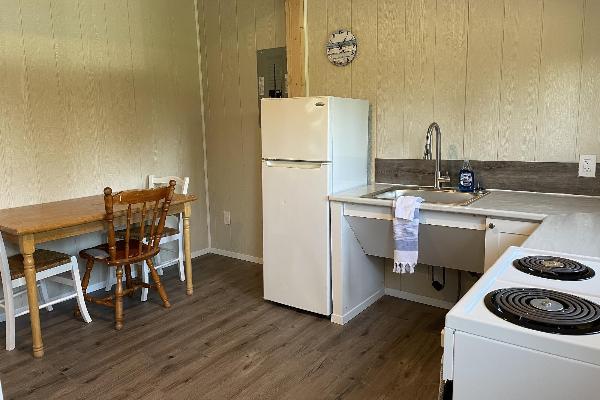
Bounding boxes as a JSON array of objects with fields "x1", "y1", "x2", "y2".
[
  {"x1": 523, "y1": 213, "x2": 600, "y2": 258},
  {"x1": 329, "y1": 184, "x2": 600, "y2": 259}
]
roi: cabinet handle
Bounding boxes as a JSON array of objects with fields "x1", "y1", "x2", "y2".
[{"x1": 488, "y1": 223, "x2": 495, "y2": 229}]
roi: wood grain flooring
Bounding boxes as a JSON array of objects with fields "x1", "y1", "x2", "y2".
[{"x1": 0, "y1": 254, "x2": 446, "y2": 400}]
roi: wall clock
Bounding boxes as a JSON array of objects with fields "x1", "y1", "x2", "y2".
[{"x1": 326, "y1": 29, "x2": 357, "y2": 67}]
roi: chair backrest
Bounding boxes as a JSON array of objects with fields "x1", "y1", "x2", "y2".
[
  {"x1": 0, "y1": 233, "x2": 13, "y2": 286},
  {"x1": 104, "y1": 181, "x2": 176, "y2": 266},
  {"x1": 148, "y1": 175, "x2": 189, "y2": 195},
  {"x1": 0, "y1": 234, "x2": 15, "y2": 321}
]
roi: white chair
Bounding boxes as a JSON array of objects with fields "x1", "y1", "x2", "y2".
[
  {"x1": 104, "y1": 175, "x2": 190, "y2": 302},
  {"x1": 0, "y1": 234, "x2": 91, "y2": 351}
]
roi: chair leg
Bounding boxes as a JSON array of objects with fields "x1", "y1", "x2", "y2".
[
  {"x1": 146, "y1": 258, "x2": 170, "y2": 308},
  {"x1": 104, "y1": 270, "x2": 115, "y2": 291},
  {"x1": 4, "y1": 290, "x2": 15, "y2": 351},
  {"x1": 124, "y1": 264, "x2": 134, "y2": 298},
  {"x1": 177, "y1": 236, "x2": 185, "y2": 282},
  {"x1": 70, "y1": 257, "x2": 92, "y2": 323},
  {"x1": 155, "y1": 253, "x2": 164, "y2": 276},
  {"x1": 39, "y1": 280, "x2": 54, "y2": 312},
  {"x1": 114, "y1": 266, "x2": 124, "y2": 330},
  {"x1": 140, "y1": 261, "x2": 149, "y2": 302},
  {"x1": 81, "y1": 258, "x2": 94, "y2": 293}
]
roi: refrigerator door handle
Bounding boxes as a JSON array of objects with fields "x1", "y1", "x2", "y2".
[{"x1": 264, "y1": 160, "x2": 329, "y2": 169}]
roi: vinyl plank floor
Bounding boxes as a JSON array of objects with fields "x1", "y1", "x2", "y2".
[{"x1": 0, "y1": 254, "x2": 446, "y2": 399}]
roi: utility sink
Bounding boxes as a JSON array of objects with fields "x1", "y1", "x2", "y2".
[{"x1": 361, "y1": 185, "x2": 489, "y2": 206}]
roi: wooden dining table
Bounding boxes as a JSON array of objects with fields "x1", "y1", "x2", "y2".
[{"x1": 0, "y1": 193, "x2": 197, "y2": 358}]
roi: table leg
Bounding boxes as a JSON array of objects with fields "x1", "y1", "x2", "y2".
[
  {"x1": 19, "y1": 235, "x2": 44, "y2": 358},
  {"x1": 183, "y1": 202, "x2": 193, "y2": 295}
]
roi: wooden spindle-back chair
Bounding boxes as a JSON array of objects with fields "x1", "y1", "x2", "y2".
[
  {"x1": 104, "y1": 175, "x2": 190, "y2": 296},
  {"x1": 79, "y1": 180, "x2": 176, "y2": 330}
]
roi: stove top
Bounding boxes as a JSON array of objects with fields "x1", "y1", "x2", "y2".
[
  {"x1": 484, "y1": 247, "x2": 600, "y2": 299},
  {"x1": 484, "y1": 287, "x2": 600, "y2": 335},
  {"x1": 513, "y1": 255, "x2": 596, "y2": 281}
]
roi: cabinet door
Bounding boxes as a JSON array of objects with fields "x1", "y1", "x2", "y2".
[{"x1": 484, "y1": 218, "x2": 540, "y2": 271}]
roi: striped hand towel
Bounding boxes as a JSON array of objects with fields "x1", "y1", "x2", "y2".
[{"x1": 393, "y1": 196, "x2": 424, "y2": 274}]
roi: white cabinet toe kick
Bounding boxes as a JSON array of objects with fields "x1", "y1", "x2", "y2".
[{"x1": 330, "y1": 201, "x2": 539, "y2": 325}]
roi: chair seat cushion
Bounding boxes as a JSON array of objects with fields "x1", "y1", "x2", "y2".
[
  {"x1": 8, "y1": 249, "x2": 72, "y2": 280},
  {"x1": 79, "y1": 240, "x2": 150, "y2": 263},
  {"x1": 114, "y1": 226, "x2": 179, "y2": 241}
]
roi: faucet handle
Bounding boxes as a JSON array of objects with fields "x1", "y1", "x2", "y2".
[{"x1": 438, "y1": 171, "x2": 451, "y2": 184}]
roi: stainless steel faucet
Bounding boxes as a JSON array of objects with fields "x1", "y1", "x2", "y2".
[{"x1": 423, "y1": 122, "x2": 451, "y2": 189}]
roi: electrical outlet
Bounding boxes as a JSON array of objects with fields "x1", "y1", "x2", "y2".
[
  {"x1": 223, "y1": 211, "x2": 231, "y2": 225},
  {"x1": 579, "y1": 155, "x2": 597, "y2": 178}
]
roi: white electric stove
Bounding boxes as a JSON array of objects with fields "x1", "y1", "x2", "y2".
[{"x1": 443, "y1": 246, "x2": 600, "y2": 400}]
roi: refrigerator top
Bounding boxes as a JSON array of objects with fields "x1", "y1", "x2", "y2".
[
  {"x1": 260, "y1": 97, "x2": 369, "y2": 163},
  {"x1": 261, "y1": 97, "x2": 332, "y2": 162}
]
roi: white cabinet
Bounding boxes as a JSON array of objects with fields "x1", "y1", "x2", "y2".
[{"x1": 484, "y1": 218, "x2": 540, "y2": 271}]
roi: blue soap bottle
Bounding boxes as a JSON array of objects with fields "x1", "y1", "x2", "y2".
[{"x1": 458, "y1": 160, "x2": 475, "y2": 192}]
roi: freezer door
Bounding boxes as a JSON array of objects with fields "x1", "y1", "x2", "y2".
[
  {"x1": 261, "y1": 97, "x2": 330, "y2": 162},
  {"x1": 262, "y1": 160, "x2": 332, "y2": 315}
]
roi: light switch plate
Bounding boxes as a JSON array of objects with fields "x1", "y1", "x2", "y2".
[
  {"x1": 579, "y1": 155, "x2": 597, "y2": 178},
  {"x1": 223, "y1": 211, "x2": 231, "y2": 225}
]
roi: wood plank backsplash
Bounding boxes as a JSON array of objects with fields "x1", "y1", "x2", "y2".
[
  {"x1": 376, "y1": 159, "x2": 600, "y2": 196},
  {"x1": 306, "y1": 0, "x2": 600, "y2": 167}
]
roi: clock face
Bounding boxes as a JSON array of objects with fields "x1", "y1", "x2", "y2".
[{"x1": 326, "y1": 29, "x2": 357, "y2": 67}]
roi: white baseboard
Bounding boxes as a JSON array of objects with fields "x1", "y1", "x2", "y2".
[
  {"x1": 208, "y1": 248, "x2": 263, "y2": 264},
  {"x1": 385, "y1": 288, "x2": 455, "y2": 310},
  {"x1": 191, "y1": 248, "x2": 212, "y2": 259},
  {"x1": 331, "y1": 288, "x2": 385, "y2": 325},
  {"x1": 86, "y1": 281, "x2": 111, "y2": 294}
]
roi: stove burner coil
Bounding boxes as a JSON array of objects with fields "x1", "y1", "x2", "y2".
[
  {"x1": 513, "y1": 256, "x2": 595, "y2": 281},
  {"x1": 484, "y1": 287, "x2": 600, "y2": 335}
]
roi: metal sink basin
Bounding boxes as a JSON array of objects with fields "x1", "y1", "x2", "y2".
[{"x1": 361, "y1": 185, "x2": 489, "y2": 206}]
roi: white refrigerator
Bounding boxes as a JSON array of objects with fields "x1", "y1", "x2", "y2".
[{"x1": 261, "y1": 97, "x2": 369, "y2": 316}]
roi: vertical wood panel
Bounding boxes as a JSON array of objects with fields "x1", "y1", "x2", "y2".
[
  {"x1": 155, "y1": 1, "x2": 183, "y2": 177},
  {"x1": 220, "y1": 0, "x2": 243, "y2": 251},
  {"x1": 0, "y1": 2, "x2": 27, "y2": 208},
  {"x1": 578, "y1": 0, "x2": 600, "y2": 157},
  {"x1": 326, "y1": 0, "x2": 352, "y2": 98},
  {"x1": 103, "y1": 1, "x2": 141, "y2": 189},
  {"x1": 351, "y1": 0, "x2": 378, "y2": 180},
  {"x1": 255, "y1": 0, "x2": 276, "y2": 50},
  {"x1": 404, "y1": 0, "x2": 436, "y2": 159},
  {"x1": 51, "y1": 0, "x2": 93, "y2": 198},
  {"x1": 127, "y1": 0, "x2": 148, "y2": 181},
  {"x1": 19, "y1": 0, "x2": 55, "y2": 204},
  {"x1": 464, "y1": 0, "x2": 503, "y2": 161},
  {"x1": 201, "y1": 0, "x2": 287, "y2": 256},
  {"x1": 376, "y1": 0, "x2": 406, "y2": 159},
  {"x1": 80, "y1": 1, "x2": 111, "y2": 189},
  {"x1": 274, "y1": 0, "x2": 286, "y2": 48},
  {"x1": 306, "y1": 0, "x2": 328, "y2": 96},
  {"x1": 285, "y1": 0, "x2": 306, "y2": 97},
  {"x1": 537, "y1": 0, "x2": 584, "y2": 162},
  {"x1": 434, "y1": 0, "x2": 468, "y2": 160},
  {"x1": 131, "y1": 0, "x2": 161, "y2": 182},
  {"x1": 204, "y1": 0, "x2": 228, "y2": 249},
  {"x1": 498, "y1": 0, "x2": 543, "y2": 161},
  {"x1": 180, "y1": 0, "x2": 210, "y2": 245},
  {"x1": 238, "y1": 1, "x2": 262, "y2": 255}
]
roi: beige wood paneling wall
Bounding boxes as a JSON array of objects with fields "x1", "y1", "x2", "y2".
[
  {"x1": 0, "y1": 0, "x2": 209, "y2": 252},
  {"x1": 306, "y1": 0, "x2": 600, "y2": 164},
  {"x1": 197, "y1": 0, "x2": 286, "y2": 258}
]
